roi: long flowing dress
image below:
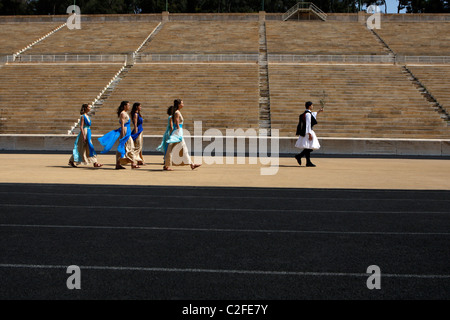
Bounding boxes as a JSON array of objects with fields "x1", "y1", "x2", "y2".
[
  {"x1": 164, "y1": 111, "x2": 192, "y2": 167},
  {"x1": 295, "y1": 111, "x2": 321, "y2": 150},
  {"x1": 156, "y1": 115, "x2": 172, "y2": 156},
  {"x1": 98, "y1": 113, "x2": 142, "y2": 165},
  {"x1": 131, "y1": 114, "x2": 145, "y2": 163},
  {"x1": 70, "y1": 114, "x2": 98, "y2": 165}
]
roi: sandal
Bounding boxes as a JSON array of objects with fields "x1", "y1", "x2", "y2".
[
  {"x1": 115, "y1": 165, "x2": 126, "y2": 170},
  {"x1": 68, "y1": 161, "x2": 77, "y2": 168},
  {"x1": 191, "y1": 164, "x2": 201, "y2": 170},
  {"x1": 163, "y1": 166, "x2": 173, "y2": 171},
  {"x1": 131, "y1": 165, "x2": 141, "y2": 169},
  {"x1": 94, "y1": 163, "x2": 103, "y2": 168}
]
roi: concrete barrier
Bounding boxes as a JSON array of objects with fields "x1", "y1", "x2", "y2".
[
  {"x1": 0, "y1": 134, "x2": 449, "y2": 156},
  {"x1": 0, "y1": 14, "x2": 162, "y2": 23},
  {"x1": 1, "y1": 13, "x2": 449, "y2": 24}
]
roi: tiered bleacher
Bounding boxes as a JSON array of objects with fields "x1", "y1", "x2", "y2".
[
  {"x1": 92, "y1": 19, "x2": 261, "y2": 135},
  {"x1": 269, "y1": 64, "x2": 449, "y2": 138},
  {"x1": 0, "y1": 64, "x2": 123, "y2": 134},
  {"x1": 375, "y1": 22, "x2": 450, "y2": 56},
  {"x1": 0, "y1": 12, "x2": 449, "y2": 142},
  {"x1": 140, "y1": 21, "x2": 259, "y2": 54},
  {"x1": 265, "y1": 20, "x2": 387, "y2": 55},
  {"x1": 25, "y1": 22, "x2": 160, "y2": 55},
  {"x1": 407, "y1": 66, "x2": 450, "y2": 112},
  {"x1": 94, "y1": 63, "x2": 260, "y2": 135},
  {"x1": 0, "y1": 22, "x2": 62, "y2": 55}
]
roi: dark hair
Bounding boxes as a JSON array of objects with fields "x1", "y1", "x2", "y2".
[
  {"x1": 167, "y1": 106, "x2": 173, "y2": 116},
  {"x1": 171, "y1": 99, "x2": 182, "y2": 118},
  {"x1": 80, "y1": 104, "x2": 90, "y2": 115},
  {"x1": 131, "y1": 102, "x2": 142, "y2": 119},
  {"x1": 305, "y1": 101, "x2": 313, "y2": 109},
  {"x1": 174, "y1": 99, "x2": 182, "y2": 108},
  {"x1": 117, "y1": 101, "x2": 129, "y2": 117}
]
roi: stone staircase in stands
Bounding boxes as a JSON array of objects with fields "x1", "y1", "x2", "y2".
[
  {"x1": 258, "y1": 19, "x2": 271, "y2": 136},
  {"x1": 404, "y1": 66, "x2": 450, "y2": 124}
]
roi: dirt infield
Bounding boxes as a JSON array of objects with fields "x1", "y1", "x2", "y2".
[{"x1": 0, "y1": 153, "x2": 449, "y2": 190}]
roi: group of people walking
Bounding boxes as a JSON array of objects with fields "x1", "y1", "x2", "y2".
[
  {"x1": 69, "y1": 99, "x2": 324, "y2": 170},
  {"x1": 68, "y1": 99, "x2": 201, "y2": 171}
]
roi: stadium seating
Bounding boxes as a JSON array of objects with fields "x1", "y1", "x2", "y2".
[
  {"x1": 93, "y1": 63, "x2": 260, "y2": 135},
  {"x1": 0, "y1": 15, "x2": 449, "y2": 141},
  {"x1": 266, "y1": 21, "x2": 387, "y2": 55},
  {"x1": 269, "y1": 64, "x2": 449, "y2": 138},
  {"x1": 0, "y1": 22, "x2": 62, "y2": 55},
  {"x1": 375, "y1": 22, "x2": 450, "y2": 56},
  {"x1": 0, "y1": 64, "x2": 124, "y2": 134},
  {"x1": 407, "y1": 65, "x2": 450, "y2": 112},
  {"x1": 25, "y1": 22, "x2": 160, "y2": 55},
  {"x1": 140, "y1": 21, "x2": 259, "y2": 54}
]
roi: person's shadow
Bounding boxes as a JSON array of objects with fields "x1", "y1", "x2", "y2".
[
  {"x1": 278, "y1": 165, "x2": 304, "y2": 168},
  {"x1": 48, "y1": 164, "x2": 116, "y2": 170}
]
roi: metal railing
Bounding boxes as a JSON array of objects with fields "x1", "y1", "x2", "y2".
[
  {"x1": 310, "y1": 3, "x2": 327, "y2": 20},
  {"x1": 396, "y1": 56, "x2": 450, "y2": 64},
  {"x1": 269, "y1": 54, "x2": 395, "y2": 64},
  {"x1": 283, "y1": 2, "x2": 305, "y2": 20},
  {"x1": 136, "y1": 54, "x2": 259, "y2": 63},
  {"x1": 282, "y1": 2, "x2": 327, "y2": 21},
  {"x1": 268, "y1": 55, "x2": 450, "y2": 64},
  {"x1": 6, "y1": 54, "x2": 128, "y2": 63},
  {"x1": 4, "y1": 54, "x2": 449, "y2": 65}
]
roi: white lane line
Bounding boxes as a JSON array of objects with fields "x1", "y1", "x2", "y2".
[
  {"x1": 1, "y1": 224, "x2": 449, "y2": 236},
  {"x1": 0, "y1": 204, "x2": 448, "y2": 214},
  {"x1": 0, "y1": 264, "x2": 449, "y2": 279}
]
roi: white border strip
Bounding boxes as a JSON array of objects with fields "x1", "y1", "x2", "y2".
[
  {"x1": 1, "y1": 224, "x2": 449, "y2": 236},
  {"x1": 0, "y1": 263, "x2": 448, "y2": 279}
]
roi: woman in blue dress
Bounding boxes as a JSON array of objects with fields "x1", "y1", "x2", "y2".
[
  {"x1": 163, "y1": 99, "x2": 201, "y2": 171},
  {"x1": 131, "y1": 102, "x2": 145, "y2": 166},
  {"x1": 98, "y1": 101, "x2": 142, "y2": 170},
  {"x1": 69, "y1": 104, "x2": 103, "y2": 168},
  {"x1": 156, "y1": 105, "x2": 173, "y2": 162}
]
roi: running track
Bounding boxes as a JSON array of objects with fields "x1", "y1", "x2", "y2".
[{"x1": 0, "y1": 183, "x2": 449, "y2": 300}]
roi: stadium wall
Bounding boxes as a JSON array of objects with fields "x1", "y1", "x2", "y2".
[
  {"x1": 1, "y1": 12, "x2": 449, "y2": 156},
  {"x1": 0, "y1": 135, "x2": 449, "y2": 156},
  {"x1": 1, "y1": 12, "x2": 450, "y2": 23}
]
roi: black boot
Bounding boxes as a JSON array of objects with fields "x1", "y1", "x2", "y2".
[
  {"x1": 295, "y1": 150, "x2": 306, "y2": 166},
  {"x1": 305, "y1": 149, "x2": 316, "y2": 167}
]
